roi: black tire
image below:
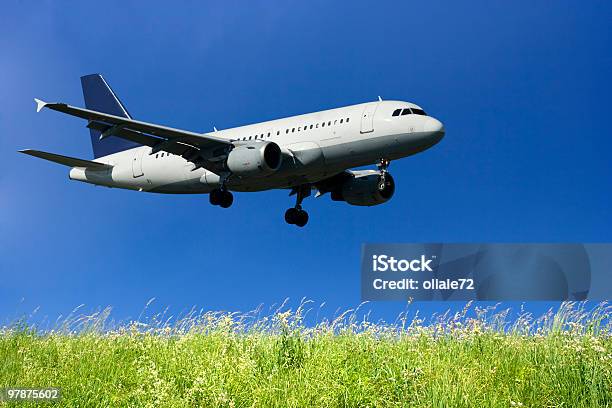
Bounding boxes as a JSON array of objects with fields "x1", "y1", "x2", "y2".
[
  {"x1": 209, "y1": 189, "x2": 221, "y2": 206},
  {"x1": 219, "y1": 191, "x2": 234, "y2": 208},
  {"x1": 285, "y1": 208, "x2": 299, "y2": 224},
  {"x1": 295, "y1": 210, "x2": 309, "y2": 227}
]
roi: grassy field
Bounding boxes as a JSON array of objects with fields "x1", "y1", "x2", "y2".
[{"x1": 0, "y1": 302, "x2": 610, "y2": 407}]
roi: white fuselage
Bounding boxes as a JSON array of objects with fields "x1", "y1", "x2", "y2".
[{"x1": 69, "y1": 100, "x2": 445, "y2": 193}]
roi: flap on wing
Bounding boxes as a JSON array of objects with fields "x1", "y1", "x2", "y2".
[
  {"x1": 86, "y1": 121, "x2": 197, "y2": 157},
  {"x1": 19, "y1": 149, "x2": 112, "y2": 169}
]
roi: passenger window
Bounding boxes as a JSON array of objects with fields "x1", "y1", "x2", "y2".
[
  {"x1": 286, "y1": 129, "x2": 289, "y2": 134},
  {"x1": 401, "y1": 108, "x2": 411, "y2": 115},
  {"x1": 316, "y1": 123, "x2": 319, "y2": 128},
  {"x1": 392, "y1": 109, "x2": 401, "y2": 116},
  {"x1": 322, "y1": 122, "x2": 325, "y2": 127},
  {"x1": 346, "y1": 117, "x2": 350, "y2": 122},
  {"x1": 155, "y1": 154, "x2": 159, "y2": 158},
  {"x1": 334, "y1": 120, "x2": 337, "y2": 125},
  {"x1": 298, "y1": 127, "x2": 301, "y2": 131},
  {"x1": 328, "y1": 121, "x2": 331, "y2": 126},
  {"x1": 292, "y1": 128, "x2": 295, "y2": 132},
  {"x1": 277, "y1": 131, "x2": 280, "y2": 135},
  {"x1": 340, "y1": 119, "x2": 343, "y2": 124},
  {"x1": 268, "y1": 132, "x2": 270, "y2": 137}
]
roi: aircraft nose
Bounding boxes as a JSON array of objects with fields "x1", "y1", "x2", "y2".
[
  {"x1": 423, "y1": 117, "x2": 445, "y2": 144},
  {"x1": 424, "y1": 117, "x2": 445, "y2": 135}
]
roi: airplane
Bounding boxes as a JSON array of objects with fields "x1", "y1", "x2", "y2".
[{"x1": 21, "y1": 74, "x2": 445, "y2": 227}]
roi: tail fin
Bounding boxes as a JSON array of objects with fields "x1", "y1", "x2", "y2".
[{"x1": 80, "y1": 74, "x2": 140, "y2": 158}]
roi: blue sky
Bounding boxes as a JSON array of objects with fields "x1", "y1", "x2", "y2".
[{"x1": 1, "y1": 1, "x2": 610, "y2": 326}]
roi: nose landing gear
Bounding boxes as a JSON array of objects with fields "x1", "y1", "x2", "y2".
[
  {"x1": 209, "y1": 188, "x2": 233, "y2": 208},
  {"x1": 377, "y1": 158, "x2": 391, "y2": 190},
  {"x1": 285, "y1": 185, "x2": 310, "y2": 227}
]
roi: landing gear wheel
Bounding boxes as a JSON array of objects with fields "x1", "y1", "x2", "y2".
[
  {"x1": 294, "y1": 209, "x2": 309, "y2": 227},
  {"x1": 285, "y1": 207, "x2": 299, "y2": 224},
  {"x1": 210, "y1": 189, "x2": 233, "y2": 208},
  {"x1": 209, "y1": 189, "x2": 222, "y2": 206},
  {"x1": 219, "y1": 191, "x2": 233, "y2": 208},
  {"x1": 285, "y1": 208, "x2": 308, "y2": 226}
]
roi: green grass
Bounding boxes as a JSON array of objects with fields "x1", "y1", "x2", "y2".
[{"x1": 1, "y1": 302, "x2": 610, "y2": 407}]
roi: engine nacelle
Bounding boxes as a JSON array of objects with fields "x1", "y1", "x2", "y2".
[
  {"x1": 331, "y1": 170, "x2": 395, "y2": 206},
  {"x1": 226, "y1": 142, "x2": 282, "y2": 177}
]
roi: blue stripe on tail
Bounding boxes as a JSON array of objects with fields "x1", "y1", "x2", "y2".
[{"x1": 80, "y1": 74, "x2": 140, "y2": 158}]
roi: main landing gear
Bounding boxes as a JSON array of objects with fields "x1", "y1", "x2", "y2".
[
  {"x1": 209, "y1": 188, "x2": 233, "y2": 208},
  {"x1": 285, "y1": 185, "x2": 310, "y2": 227},
  {"x1": 285, "y1": 207, "x2": 308, "y2": 227}
]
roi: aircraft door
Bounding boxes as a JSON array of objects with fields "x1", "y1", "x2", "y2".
[
  {"x1": 132, "y1": 149, "x2": 144, "y2": 178},
  {"x1": 360, "y1": 102, "x2": 380, "y2": 133}
]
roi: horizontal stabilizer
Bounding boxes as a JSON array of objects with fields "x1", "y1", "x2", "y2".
[{"x1": 19, "y1": 149, "x2": 112, "y2": 169}]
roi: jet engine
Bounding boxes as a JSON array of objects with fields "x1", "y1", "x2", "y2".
[
  {"x1": 226, "y1": 142, "x2": 282, "y2": 177},
  {"x1": 330, "y1": 170, "x2": 395, "y2": 206}
]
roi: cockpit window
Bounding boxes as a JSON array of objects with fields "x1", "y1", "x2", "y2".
[{"x1": 393, "y1": 107, "x2": 428, "y2": 117}]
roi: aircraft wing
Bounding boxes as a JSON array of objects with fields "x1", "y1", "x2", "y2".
[{"x1": 34, "y1": 98, "x2": 232, "y2": 171}]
